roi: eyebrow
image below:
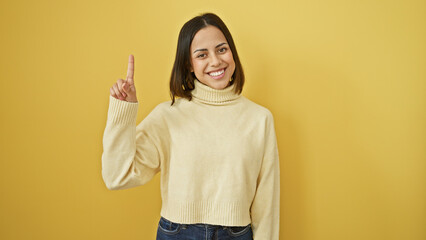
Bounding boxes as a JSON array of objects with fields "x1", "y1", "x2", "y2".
[{"x1": 193, "y1": 42, "x2": 228, "y2": 54}]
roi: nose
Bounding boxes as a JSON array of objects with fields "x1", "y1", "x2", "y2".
[{"x1": 210, "y1": 52, "x2": 222, "y2": 67}]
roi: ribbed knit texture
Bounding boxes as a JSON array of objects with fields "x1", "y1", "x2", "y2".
[
  {"x1": 107, "y1": 98, "x2": 138, "y2": 124},
  {"x1": 102, "y1": 79, "x2": 280, "y2": 240},
  {"x1": 191, "y1": 80, "x2": 241, "y2": 105}
]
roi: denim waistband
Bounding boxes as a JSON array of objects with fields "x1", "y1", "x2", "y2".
[
  {"x1": 192, "y1": 223, "x2": 225, "y2": 228},
  {"x1": 161, "y1": 216, "x2": 246, "y2": 229}
]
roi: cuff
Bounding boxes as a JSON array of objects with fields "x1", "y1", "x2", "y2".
[{"x1": 107, "y1": 95, "x2": 139, "y2": 125}]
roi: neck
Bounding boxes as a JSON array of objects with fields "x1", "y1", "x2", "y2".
[{"x1": 190, "y1": 80, "x2": 241, "y2": 105}]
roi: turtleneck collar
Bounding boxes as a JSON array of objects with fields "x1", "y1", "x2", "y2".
[{"x1": 190, "y1": 79, "x2": 242, "y2": 105}]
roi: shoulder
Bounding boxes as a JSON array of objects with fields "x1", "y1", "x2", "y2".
[
  {"x1": 141, "y1": 98, "x2": 179, "y2": 116},
  {"x1": 239, "y1": 97, "x2": 278, "y2": 138},
  {"x1": 144, "y1": 98, "x2": 188, "y2": 119},
  {"x1": 152, "y1": 100, "x2": 174, "y2": 111},
  {"x1": 239, "y1": 96, "x2": 274, "y2": 120},
  {"x1": 137, "y1": 100, "x2": 172, "y2": 124}
]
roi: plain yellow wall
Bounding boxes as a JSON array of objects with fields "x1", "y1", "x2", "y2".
[{"x1": 0, "y1": 0, "x2": 425, "y2": 239}]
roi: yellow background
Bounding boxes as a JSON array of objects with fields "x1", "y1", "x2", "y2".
[{"x1": 0, "y1": 0, "x2": 425, "y2": 239}]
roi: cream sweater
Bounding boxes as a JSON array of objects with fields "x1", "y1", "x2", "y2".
[{"x1": 102, "y1": 79, "x2": 280, "y2": 239}]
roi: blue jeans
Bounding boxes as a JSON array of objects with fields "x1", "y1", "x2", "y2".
[{"x1": 156, "y1": 216, "x2": 253, "y2": 240}]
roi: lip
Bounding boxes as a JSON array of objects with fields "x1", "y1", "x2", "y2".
[
  {"x1": 207, "y1": 67, "x2": 226, "y2": 74},
  {"x1": 207, "y1": 68, "x2": 226, "y2": 80}
]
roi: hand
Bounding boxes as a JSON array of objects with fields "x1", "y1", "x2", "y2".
[{"x1": 110, "y1": 54, "x2": 138, "y2": 103}]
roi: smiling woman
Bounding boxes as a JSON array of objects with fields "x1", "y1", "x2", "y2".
[
  {"x1": 102, "y1": 12, "x2": 280, "y2": 240},
  {"x1": 189, "y1": 26, "x2": 236, "y2": 90},
  {"x1": 169, "y1": 13, "x2": 245, "y2": 105}
]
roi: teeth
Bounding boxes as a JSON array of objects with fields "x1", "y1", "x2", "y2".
[{"x1": 209, "y1": 69, "x2": 224, "y2": 76}]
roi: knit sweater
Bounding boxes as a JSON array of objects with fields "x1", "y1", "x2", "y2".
[{"x1": 102, "y1": 79, "x2": 280, "y2": 240}]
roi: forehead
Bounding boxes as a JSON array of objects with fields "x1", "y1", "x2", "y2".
[{"x1": 190, "y1": 25, "x2": 227, "y2": 49}]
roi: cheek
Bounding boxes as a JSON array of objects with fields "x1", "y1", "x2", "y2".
[
  {"x1": 227, "y1": 58, "x2": 235, "y2": 71},
  {"x1": 225, "y1": 53, "x2": 235, "y2": 65},
  {"x1": 226, "y1": 55, "x2": 236, "y2": 74},
  {"x1": 193, "y1": 61, "x2": 206, "y2": 73}
]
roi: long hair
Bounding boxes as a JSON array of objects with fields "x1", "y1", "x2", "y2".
[{"x1": 169, "y1": 13, "x2": 245, "y2": 105}]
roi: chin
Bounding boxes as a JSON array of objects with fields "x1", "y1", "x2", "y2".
[{"x1": 210, "y1": 80, "x2": 230, "y2": 90}]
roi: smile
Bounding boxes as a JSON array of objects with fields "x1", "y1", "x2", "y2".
[
  {"x1": 208, "y1": 69, "x2": 225, "y2": 76},
  {"x1": 207, "y1": 68, "x2": 226, "y2": 80}
]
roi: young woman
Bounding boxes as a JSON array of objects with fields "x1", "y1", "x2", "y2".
[{"x1": 102, "y1": 13, "x2": 280, "y2": 240}]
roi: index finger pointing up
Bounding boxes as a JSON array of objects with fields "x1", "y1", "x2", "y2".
[{"x1": 126, "y1": 54, "x2": 134, "y2": 84}]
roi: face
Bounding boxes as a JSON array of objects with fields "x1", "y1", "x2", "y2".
[{"x1": 190, "y1": 25, "x2": 235, "y2": 90}]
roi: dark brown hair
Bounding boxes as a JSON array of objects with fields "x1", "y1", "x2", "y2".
[{"x1": 169, "y1": 13, "x2": 245, "y2": 105}]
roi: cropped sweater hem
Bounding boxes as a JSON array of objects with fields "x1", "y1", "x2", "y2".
[{"x1": 160, "y1": 200, "x2": 251, "y2": 226}]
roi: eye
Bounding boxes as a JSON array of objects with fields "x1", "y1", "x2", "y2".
[
  {"x1": 218, "y1": 47, "x2": 227, "y2": 53},
  {"x1": 197, "y1": 53, "x2": 206, "y2": 58}
]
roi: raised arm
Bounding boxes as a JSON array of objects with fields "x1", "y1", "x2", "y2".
[{"x1": 102, "y1": 55, "x2": 162, "y2": 190}]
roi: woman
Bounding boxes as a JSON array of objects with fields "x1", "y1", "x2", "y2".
[{"x1": 102, "y1": 13, "x2": 280, "y2": 240}]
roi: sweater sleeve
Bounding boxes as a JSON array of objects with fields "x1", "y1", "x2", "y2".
[
  {"x1": 101, "y1": 95, "x2": 162, "y2": 190},
  {"x1": 250, "y1": 111, "x2": 281, "y2": 240}
]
